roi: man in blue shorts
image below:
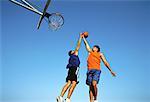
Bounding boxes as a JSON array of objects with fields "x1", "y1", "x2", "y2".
[{"x1": 82, "y1": 35, "x2": 116, "y2": 102}]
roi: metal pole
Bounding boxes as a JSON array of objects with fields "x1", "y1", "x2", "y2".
[{"x1": 9, "y1": 0, "x2": 43, "y2": 16}]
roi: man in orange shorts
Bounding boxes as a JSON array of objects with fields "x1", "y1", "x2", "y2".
[{"x1": 82, "y1": 35, "x2": 116, "y2": 102}]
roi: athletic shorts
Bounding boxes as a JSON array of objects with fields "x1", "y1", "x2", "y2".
[
  {"x1": 86, "y1": 69, "x2": 101, "y2": 86},
  {"x1": 66, "y1": 67, "x2": 77, "y2": 82}
]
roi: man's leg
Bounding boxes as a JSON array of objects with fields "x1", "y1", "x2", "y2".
[
  {"x1": 89, "y1": 86, "x2": 94, "y2": 102},
  {"x1": 92, "y1": 80, "x2": 98, "y2": 100},
  {"x1": 60, "y1": 80, "x2": 71, "y2": 97},
  {"x1": 86, "y1": 70, "x2": 94, "y2": 102},
  {"x1": 57, "y1": 81, "x2": 71, "y2": 102},
  {"x1": 92, "y1": 70, "x2": 101, "y2": 101},
  {"x1": 67, "y1": 81, "x2": 77, "y2": 99}
]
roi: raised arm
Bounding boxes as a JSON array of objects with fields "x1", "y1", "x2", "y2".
[
  {"x1": 82, "y1": 36, "x2": 92, "y2": 52},
  {"x1": 74, "y1": 34, "x2": 82, "y2": 55},
  {"x1": 100, "y1": 53, "x2": 116, "y2": 77}
]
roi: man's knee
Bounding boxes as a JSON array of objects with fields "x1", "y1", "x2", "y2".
[
  {"x1": 72, "y1": 81, "x2": 77, "y2": 87},
  {"x1": 66, "y1": 81, "x2": 71, "y2": 86},
  {"x1": 92, "y1": 81, "x2": 97, "y2": 87}
]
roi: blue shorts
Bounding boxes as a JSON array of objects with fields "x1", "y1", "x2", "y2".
[{"x1": 86, "y1": 69, "x2": 101, "y2": 86}]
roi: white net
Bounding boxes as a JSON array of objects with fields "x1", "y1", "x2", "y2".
[{"x1": 48, "y1": 13, "x2": 64, "y2": 30}]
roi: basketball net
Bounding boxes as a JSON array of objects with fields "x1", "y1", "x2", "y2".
[{"x1": 48, "y1": 13, "x2": 64, "y2": 31}]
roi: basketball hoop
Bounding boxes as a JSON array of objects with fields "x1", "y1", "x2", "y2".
[
  {"x1": 47, "y1": 13, "x2": 64, "y2": 31},
  {"x1": 10, "y1": 0, "x2": 64, "y2": 30}
]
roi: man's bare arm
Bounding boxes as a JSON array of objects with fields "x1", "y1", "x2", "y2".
[
  {"x1": 74, "y1": 34, "x2": 82, "y2": 54},
  {"x1": 82, "y1": 36, "x2": 92, "y2": 52},
  {"x1": 101, "y1": 53, "x2": 116, "y2": 77}
]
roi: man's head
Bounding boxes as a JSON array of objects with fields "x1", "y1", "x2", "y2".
[
  {"x1": 68, "y1": 50, "x2": 75, "y2": 56},
  {"x1": 92, "y1": 45, "x2": 100, "y2": 52}
]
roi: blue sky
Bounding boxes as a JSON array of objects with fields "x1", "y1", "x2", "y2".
[{"x1": 1, "y1": 0, "x2": 150, "y2": 102}]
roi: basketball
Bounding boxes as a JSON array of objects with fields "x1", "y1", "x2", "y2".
[{"x1": 82, "y1": 32, "x2": 88, "y2": 38}]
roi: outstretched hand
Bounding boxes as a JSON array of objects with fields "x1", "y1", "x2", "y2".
[
  {"x1": 80, "y1": 33, "x2": 84, "y2": 38},
  {"x1": 111, "y1": 71, "x2": 116, "y2": 77}
]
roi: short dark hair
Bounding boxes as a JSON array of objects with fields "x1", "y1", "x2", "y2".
[
  {"x1": 68, "y1": 50, "x2": 73, "y2": 56},
  {"x1": 94, "y1": 45, "x2": 100, "y2": 52}
]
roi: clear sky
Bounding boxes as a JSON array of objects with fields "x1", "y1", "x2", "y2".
[{"x1": 1, "y1": 0, "x2": 150, "y2": 102}]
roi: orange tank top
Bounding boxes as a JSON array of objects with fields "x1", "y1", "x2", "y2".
[{"x1": 87, "y1": 51, "x2": 101, "y2": 70}]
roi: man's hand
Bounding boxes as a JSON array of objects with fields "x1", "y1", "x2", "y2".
[
  {"x1": 110, "y1": 71, "x2": 116, "y2": 77},
  {"x1": 80, "y1": 33, "x2": 84, "y2": 38}
]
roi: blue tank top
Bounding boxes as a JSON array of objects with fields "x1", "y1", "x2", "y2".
[{"x1": 66, "y1": 55, "x2": 80, "y2": 68}]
